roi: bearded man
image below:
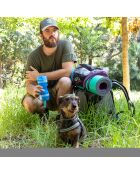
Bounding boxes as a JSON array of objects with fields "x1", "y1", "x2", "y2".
[{"x1": 22, "y1": 18, "x2": 77, "y2": 119}]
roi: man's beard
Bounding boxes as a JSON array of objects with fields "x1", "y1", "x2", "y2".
[{"x1": 43, "y1": 35, "x2": 59, "y2": 48}]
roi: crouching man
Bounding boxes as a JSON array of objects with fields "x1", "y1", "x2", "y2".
[{"x1": 22, "y1": 18, "x2": 77, "y2": 119}]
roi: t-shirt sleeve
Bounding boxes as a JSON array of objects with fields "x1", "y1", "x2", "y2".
[{"x1": 62, "y1": 40, "x2": 77, "y2": 63}]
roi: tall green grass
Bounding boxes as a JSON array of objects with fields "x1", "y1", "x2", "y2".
[
  {"x1": 81, "y1": 99, "x2": 140, "y2": 148},
  {"x1": 0, "y1": 85, "x2": 140, "y2": 148},
  {"x1": 0, "y1": 86, "x2": 67, "y2": 148}
]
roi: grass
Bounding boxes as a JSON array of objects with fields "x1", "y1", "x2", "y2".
[{"x1": 0, "y1": 85, "x2": 140, "y2": 148}]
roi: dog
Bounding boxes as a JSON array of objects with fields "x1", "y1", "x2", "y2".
[{"x1": 57, "y1": 93, "x2": 86, "y2": 148}]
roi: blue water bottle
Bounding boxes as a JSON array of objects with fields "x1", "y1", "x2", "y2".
[{"x1": 37, "y1": 75, "x2": 49, "y2": 108}]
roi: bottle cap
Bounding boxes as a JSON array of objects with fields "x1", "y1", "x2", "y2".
[{"x1": 37, "y1": 75, "x2": 48, "y2": 83}]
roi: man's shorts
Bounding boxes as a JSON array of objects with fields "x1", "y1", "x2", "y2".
[{"x1": 21, "y1": 85, "x2": 58, "y2": 111}]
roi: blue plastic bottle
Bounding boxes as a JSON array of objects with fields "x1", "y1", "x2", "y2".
[{"x1": 37, "y1": 75, "x2": 49, "y2": 108}]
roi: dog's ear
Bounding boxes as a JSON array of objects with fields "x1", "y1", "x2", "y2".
[{"x1": 58, "y1": 96, "x2": 64, "y2": 105}]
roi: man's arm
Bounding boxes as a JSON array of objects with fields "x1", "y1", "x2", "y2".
[
  {"x1": 26, "y1": 61, "x2": 74, "y2": 81},
  {"x1": 41, "y1": 61, "x2": 74, "y2": 80}
]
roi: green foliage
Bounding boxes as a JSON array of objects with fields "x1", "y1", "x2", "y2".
[
  {"x1": 0, "y1": 17, "x2": 40, "y2": 62},
  {"x1": 0, "y1": 17, "x2": 41, "y2": 88},
  {"x1": 128, "y1": 37, "x2": 140, "y2": 90},
  {"x1": 102, "y1": 17, "x2": 121, "y2": 35},
  {"x1": 0, "y1": 17, "x2": 139, "y2": 90},
  {"x1": 57, "y1": 17, "x2": 91, "y2": 37},
  {"x1": 62, "y1": 17, "x2": 111, "y2": 65}
]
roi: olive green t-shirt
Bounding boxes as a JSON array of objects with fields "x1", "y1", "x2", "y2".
[{"x1": 26, "y1": 39, "x2": 77, "y2": 88}]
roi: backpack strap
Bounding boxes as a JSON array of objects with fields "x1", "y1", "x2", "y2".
[{"x1": 112, "y1": 80, "x2": 135, "y2": 117}]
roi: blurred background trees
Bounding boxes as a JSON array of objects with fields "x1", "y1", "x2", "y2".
[{"x1": 0, "y1": 17, "x2": 140, "y2": 91}]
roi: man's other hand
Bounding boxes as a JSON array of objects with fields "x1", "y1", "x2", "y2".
[{"x1": 26, "y1": 66, "x2": 39, "y2": 81}]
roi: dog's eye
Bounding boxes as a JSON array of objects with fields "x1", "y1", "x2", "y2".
[
  {"x1": 75, "y1": 97, "x2": 79, "y2": 100},
  {"x1": 75, "y1": 97, "x2": 80, "y2": 103},
  {"x1": 65, "y1": 97, "x2": 70, "y2": 101}
]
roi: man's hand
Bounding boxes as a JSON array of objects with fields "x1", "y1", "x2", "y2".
[
  {"x1": 32, "y1": 85, "x2": 43, "y2": 98},
  {"x1": 26, "y1": 66, "x2": 40, "y2": 81}
]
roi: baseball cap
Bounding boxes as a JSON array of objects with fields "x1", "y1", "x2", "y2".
[{"x1": 40, "y1": 18, "x2": 59, "y2": 32}]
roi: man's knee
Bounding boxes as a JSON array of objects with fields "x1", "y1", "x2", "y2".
[
  {"x1": 22, "y1": 95, "x2": 43, "y2": 113},
  {"x1": 22, "y1": 95, "x2": 35, "y2": 113},
  {"x1": 58, "y1": 77, "x2": 72, "y2": 89}
]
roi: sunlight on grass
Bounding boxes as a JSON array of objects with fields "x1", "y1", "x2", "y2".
[
  {"x1": 130, "y1": 91, "x2": 140, "y2": 102},
  {"x1": 0, "y1": 88, "x2": 3, "y2": 96},
  {"x1": 0, "y1": 86, "x2": 140, "y2": 148}
]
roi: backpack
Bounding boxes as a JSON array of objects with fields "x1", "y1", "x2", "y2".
[{"x1": 71, "y1": 64, "x2": 135, "y2": 118}]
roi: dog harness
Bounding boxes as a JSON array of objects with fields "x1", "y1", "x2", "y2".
[{"x1": 59, "y1": 115, "x2": 81, "y2": 133}]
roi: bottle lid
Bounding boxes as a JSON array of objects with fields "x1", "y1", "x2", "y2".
[{"x1": 37, "y1": 75, "x2": 48, "y2": 83}]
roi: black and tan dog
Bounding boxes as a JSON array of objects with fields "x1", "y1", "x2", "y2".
[{"x1": 57, "y1": 93, "x2": 86, "y2": 148}]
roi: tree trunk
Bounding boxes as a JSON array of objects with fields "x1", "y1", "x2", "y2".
[
  {"x1": 122, "y1": 17, "x2": 130, "y2": 93},
  {"x1": 88, "y1": 58, "x2": 92, "y2": 65}
]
